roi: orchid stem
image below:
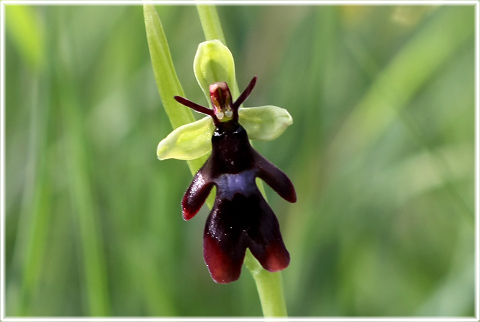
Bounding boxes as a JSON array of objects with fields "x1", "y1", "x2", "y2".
[{"x1": 196, "y1": 5, "x2": 227, "y2": 45}]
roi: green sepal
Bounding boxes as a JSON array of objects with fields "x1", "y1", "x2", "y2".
[
  {"x1": 194, "y1": 40, "x2": 236, "y2": 104},
  {"x1": 157, "y1": 116, "x2": 215, "y2": 160},
  {"x1": 240, "y1": 106, "x2": 293, "y2": 141},
  {"x1": 157, "y1": 105, "x2": 292, "y2": 161}
]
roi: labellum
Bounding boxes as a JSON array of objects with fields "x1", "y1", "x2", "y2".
[{"x1": 175, "y1": 77, "x2": 297, "y2": 283}]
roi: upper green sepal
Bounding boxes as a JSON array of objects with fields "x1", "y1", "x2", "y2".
[
  {"x1": 157, "y1": 116, "x2": 215, "y2": 160},
  {"x1": 157, "y1": 105, "x2": 293, "y2": 160},
  {"x1": 194, "y1": 40, "x2": 236, "y2": 103}
]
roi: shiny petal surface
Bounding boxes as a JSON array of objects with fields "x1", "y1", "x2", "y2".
[
  {"x1": 182, "y1": 161, "x2": 215, "y2": 220},
  {"x1": 243, "y1": 194, "x2": 290, "y2": 272},
  {"x1": 203, "y1": 192, "x2": 290, "y2": 283}
]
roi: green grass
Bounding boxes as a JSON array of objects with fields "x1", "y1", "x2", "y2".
[{"x1": 4, "y1": 4, "x2": 476, "y2": 317}]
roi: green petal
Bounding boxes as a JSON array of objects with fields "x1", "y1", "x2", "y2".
[
  {"x1": 239, "y1": 106, "x2": 293, "y2": 141},
  {"x1": 194, "y1": 40, "x2": 236, "y2": 104},
  {"x1": 157, "y1": 117, "x2": 215, "y2": 160}
]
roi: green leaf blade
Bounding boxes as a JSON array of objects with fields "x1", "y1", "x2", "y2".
[
  {"x1": 143, "y1": 4, "x2": 195, "y2": 129},
  {"x1": 144, "y1": 4, "x2": 208, "y2": 174}
]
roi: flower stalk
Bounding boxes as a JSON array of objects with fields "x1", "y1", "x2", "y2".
[{"x1": 196, "y1": 5, "x2": 227, "y2": 45}]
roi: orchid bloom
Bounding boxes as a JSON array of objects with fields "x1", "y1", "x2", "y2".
[{"x1": 156, "y1": 40, "x2": 296, "y2": 283}]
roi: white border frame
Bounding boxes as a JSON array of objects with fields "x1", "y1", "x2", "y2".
[{"x1": 0, "y1": 1, "x2": 478, "y2": 322}]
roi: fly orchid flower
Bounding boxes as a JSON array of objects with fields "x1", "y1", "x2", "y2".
[{"x1": 156, "y1": 40, "x2": 296, "y2": 283}]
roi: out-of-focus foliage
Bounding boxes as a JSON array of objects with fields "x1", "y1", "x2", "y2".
[{"x1": 4, "y1": 5, "x2": 475, "y2": 317}]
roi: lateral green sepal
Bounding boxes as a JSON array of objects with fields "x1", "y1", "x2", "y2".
[
  {"x1": 239, "y1": 106, "x2": 293, "y2": 141},
  {"x1": 157, "y1": 105, "x2": 293, "y2": 161},
  {"x1": 157, "y1": 117, "x2": 215, "y2": 160}
]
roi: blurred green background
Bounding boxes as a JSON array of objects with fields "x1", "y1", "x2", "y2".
[{"x1": 4, "y1": 4, "x2": 475, "y2": 317}]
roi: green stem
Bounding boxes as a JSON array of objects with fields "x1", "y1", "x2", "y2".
[
  {"x1": 196, "y1": 5, "x2": 227, "y2": 45},
  {"x1": 244, "y1": 251, "x2": 288, "y2": 317},
  {"x1": 196, "y1": 5, "x2": 288, "y2": 318}
]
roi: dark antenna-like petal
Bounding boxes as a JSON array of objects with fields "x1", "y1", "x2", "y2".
[
  {"x1": 174, "y1": 96, "x2": 220, "y2": 125},
  {"x1": 231, "y1": 76, "x2": 257, "y2": 121}
]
